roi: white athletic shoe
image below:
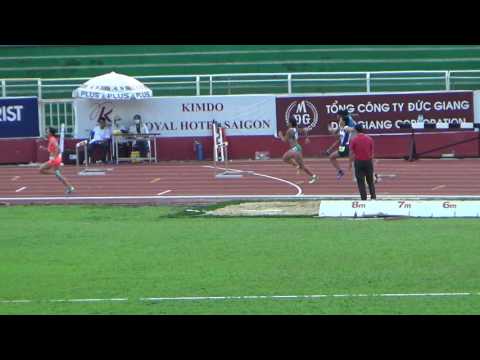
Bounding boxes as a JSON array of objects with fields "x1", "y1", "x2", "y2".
[
  {"x1": 65, "y1": 186, "x2": 75, "y2": 195},
  {"x1": 308, "y1": 175, "x2": 319, "y2": 184}
]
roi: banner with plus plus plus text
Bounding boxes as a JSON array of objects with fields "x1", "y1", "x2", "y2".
[{"x1": 0, "y1": 97, "x2": 39, "y2": 138}]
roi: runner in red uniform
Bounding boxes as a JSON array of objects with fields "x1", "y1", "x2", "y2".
[{"x1": 39, "y1": 127, "x2": 75, "y2": 194}]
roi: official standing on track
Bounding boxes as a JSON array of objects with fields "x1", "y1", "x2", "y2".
[{"x1": 349, "y1": 123, "x2": 376, "y2": 200}]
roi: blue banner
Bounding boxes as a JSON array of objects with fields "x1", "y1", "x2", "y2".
[{"x1": 0, "y1": 97, "x2": 39, "y2": 138}]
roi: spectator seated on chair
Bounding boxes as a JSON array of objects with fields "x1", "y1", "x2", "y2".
[
  {"x1": 128, "y1": 114, "x2": 150, "y2": 158},
  {"x1": 88, "y1": 119, "x2": 112, "y2": 163}
]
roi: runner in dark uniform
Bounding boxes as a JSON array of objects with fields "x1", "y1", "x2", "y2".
[{"x1": 326, "y1": 110, "x2": 356, "y2": 180}]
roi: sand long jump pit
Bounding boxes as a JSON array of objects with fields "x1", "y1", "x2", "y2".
[{"x1": 205, "y1": 201, "x2": 321, "y2": 216}]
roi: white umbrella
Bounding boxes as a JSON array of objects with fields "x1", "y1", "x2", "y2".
[{"x1": 72, "y1": 71, "x2": 153, "y2": 100}]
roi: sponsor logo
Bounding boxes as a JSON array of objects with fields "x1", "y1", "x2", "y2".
[
  {"x1": 182, "y1": 103, "x2": 224, "y2": 112},
  {"x1": 134, "y1": 91, "x2": 151, "y2": 99},
  {"x1": 80, "y1": 90, "x2": 135, "y2": 100},
  {"x1": 89, "y1": 102, "x2": 114, "y2": 124},
  {"x1": 285, "y1": 100, "x2": 319, "y2": 131},
  {"x1": 0, "y1": 105, "x2": 24, "y2": 122},
  {"x1": 146, "y1": 120, "x2": 272, "y2": 132}
]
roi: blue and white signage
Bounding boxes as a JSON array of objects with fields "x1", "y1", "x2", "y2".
[{"x1": 0, "y1": 97, "x2": 39, "y2": 138}]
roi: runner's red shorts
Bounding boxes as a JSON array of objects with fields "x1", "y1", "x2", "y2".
[{"x1": 47, "y1": 155, "x2": 63, "y2": 168}]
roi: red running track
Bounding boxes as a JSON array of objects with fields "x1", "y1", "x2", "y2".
[{"x1": 1, "y1": 158, "x2": 480, "y2": 205}]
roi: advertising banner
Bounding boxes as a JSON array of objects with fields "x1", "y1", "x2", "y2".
[
  {"x1": 276, "y1": 91, "x2": 475, "y2": 135},
  {"x1": 474, "y1": 90, "x2": 480, "y2": 124},
  {"x1": 0, "y1": 97, "x2": 39, "y2": 138},
  {"x1": 74, "y1": 95, "x2": 277, "y2": 139}
]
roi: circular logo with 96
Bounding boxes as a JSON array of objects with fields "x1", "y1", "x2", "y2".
[{"x1": 285, "y1": 100, "x2": 319, "y2": 131}]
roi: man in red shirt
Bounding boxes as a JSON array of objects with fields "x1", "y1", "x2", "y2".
[{"x1": 349, "y1": 123, "x2": 376, "y2": 200}]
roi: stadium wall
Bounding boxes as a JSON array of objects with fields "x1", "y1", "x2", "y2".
[
  {"x1": 155, "y1": 132, "x2": 478, "y2": 161},
  {"x1": 0, "y1": 132, "x2": 478, "y2": 164},
  {"x1": 0, "y1": 138, "x2": 37, "y2": 164},
  {"x1": 0, "y1": 139, "x2": 79, "y2": 164}
]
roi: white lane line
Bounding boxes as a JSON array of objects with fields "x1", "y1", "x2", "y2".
[
  {"x1": 204, "y1": 165, "x2": 303, "y2": 196},
  {"x1": 2, "y1": 46, "x2": 480, "y2": 61},
  {"x1": 431, "y1": 185, "x2": 447, "y2": 191},
  {"x1": 15, "y1": 186, "x2": 27, "y2": 193},
  {"x1": 2, "y1": 195, "x2": 480, "y2": 201},
  {"x1": 1, "y1": 292, "x2": 476, "y2": 305},
  {"x1": 157, "y1": 190, "x2": 172, "y2": 196}
]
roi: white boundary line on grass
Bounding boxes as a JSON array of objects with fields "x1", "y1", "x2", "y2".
[
  {"x1": 2, "y1": 195, "x2": 480, "y2": 201},
  {"x1": 140, "y1": 292, "x2": 476, "y2": 302},
  {"x1": 49, "y1": 298, "x2": 129, "y2": 303},
  {"x1": 0, "y1": 292, "x2": 478, "y2": 304}
]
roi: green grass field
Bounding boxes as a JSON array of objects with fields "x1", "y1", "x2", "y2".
[{"x1": 1, "y1": 205, "x2": 479, "y2": 315}]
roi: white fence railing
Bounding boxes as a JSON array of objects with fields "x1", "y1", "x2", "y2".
[
  {"x1": 1, "y1": 70, "x2": 480, "y2": 99},
  {"x1": 3, "y1": 70, "x2": 479, "y2": 138},
  {"x1": 39, "y1": 99, "x2": 75, "y2": 137}
]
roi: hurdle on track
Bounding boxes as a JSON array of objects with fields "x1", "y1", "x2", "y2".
[{"x1": 212, "y1": 120, "x2": 242, "y2": 179}]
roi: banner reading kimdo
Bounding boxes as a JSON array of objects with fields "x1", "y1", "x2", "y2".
[
  {"x1": 74, "y1": 95, "x2": 276, "y2": 139},
  {"x1": 0, "y1": 97, "x2": 39, "y2": 138},
  {"x1": 276, "y1": 91, "x2": 475, "y2": 135}
]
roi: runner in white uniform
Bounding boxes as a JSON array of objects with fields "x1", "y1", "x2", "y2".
[{"x1": 278, "y1": 118, "x2": 318, "y2": 184}]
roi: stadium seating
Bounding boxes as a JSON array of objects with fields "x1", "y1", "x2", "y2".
[{"x1": 1, "y1": 45, "x2": 480, "y2": 80}]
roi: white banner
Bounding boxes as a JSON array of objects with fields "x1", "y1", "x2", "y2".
[
  {"x1": 318, "y1": 200, "x2": 480, "y2": 218},
  {"x1": 474, "y1": 90, "x2": 480, "y2": 124},
  {"x1": 74, "y1": 95, "x2": 277, "y2": 139}
]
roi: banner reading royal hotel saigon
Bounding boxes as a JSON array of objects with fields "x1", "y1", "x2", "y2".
[
  {"x1": 74, "y1": 95, "x2": 277, "y2": 139},
  {"x1": 276, "y1": 91, "x2": 475, "y2": 135}
]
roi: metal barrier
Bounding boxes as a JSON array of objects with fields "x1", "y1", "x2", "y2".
[
  {"x1": 40, "y1": 99, "x2": 75, "y2": 137},
  {"x1": 2, "y1": 70, "x2": 480, "y2": 100},
  {"x1": 1, "y1": 70, "x2": 478, "y2": 138}
]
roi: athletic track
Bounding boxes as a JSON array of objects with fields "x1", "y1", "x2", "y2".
[{"x1": 1, "y1": 158, "x2": 480, "y2": 205}]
